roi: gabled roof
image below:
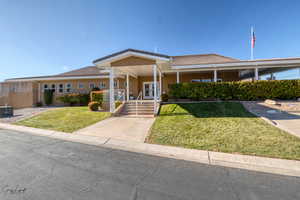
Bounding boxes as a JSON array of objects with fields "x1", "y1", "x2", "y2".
[
  {"x1": 171, "y1": 54, "x2": 239, "y2": 66},
  {"x1": 5, "y1": 66, "x2": 107, "y2": 82},
  {"x1": 57, "y1": 66, "x2": 104, "y2": 76},
  {"x1": 93, "y1": 48, "x2": 170, "y2": 64}
]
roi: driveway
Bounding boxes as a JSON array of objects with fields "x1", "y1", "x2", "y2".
[
  {"x1": 242, "y1": 101, "x2": 300, "y2": 138},
  {"x1": 74, "y1": 116, "x2": 155, "y2": 142},
  {"x1": 0, "y1": 129, "x2": 300, "y2": 200},
  {"x1": 0, "y1": 107, "x2": 56, "y2": 124}
]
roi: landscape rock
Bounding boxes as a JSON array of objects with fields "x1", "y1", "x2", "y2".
[{"x1": 265, "y1": 99, "x2": 277, "y2": 105}]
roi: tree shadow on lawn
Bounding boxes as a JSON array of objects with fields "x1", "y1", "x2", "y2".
[{"x1": 159, "y1": 102, "x2": 300, "y2": 120}]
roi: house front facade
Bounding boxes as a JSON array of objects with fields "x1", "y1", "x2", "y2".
[{"x1": 1, "y1": 48, "x2": 300, "y2": 113}]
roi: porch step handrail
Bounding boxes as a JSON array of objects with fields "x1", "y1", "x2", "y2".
[{"x1": 135, "y1": 91, "x2": 142, "y2": 115}]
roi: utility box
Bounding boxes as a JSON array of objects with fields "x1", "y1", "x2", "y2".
[{"x1": 0, "y1": 106, "x2": 13, "y2": 118}]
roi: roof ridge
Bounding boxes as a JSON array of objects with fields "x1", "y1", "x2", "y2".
[
  {"x1": 171, "y1": 53, "x2": 238, "y2": 60},
  {"x1": 93, "y1": 48, "x2": 170, "y2": 64}
]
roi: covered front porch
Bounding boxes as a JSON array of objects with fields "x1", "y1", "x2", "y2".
[{"x1": 93, "y1": 49, "x2": 170, "y2": 113}]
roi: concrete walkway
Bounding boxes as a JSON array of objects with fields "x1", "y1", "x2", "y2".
[
  {"x1": 242, "y1": 102, "x2": 300, "y2": 138},
  {"x1": 74, "y1": 116, "x2": 155, "y2": 142}
]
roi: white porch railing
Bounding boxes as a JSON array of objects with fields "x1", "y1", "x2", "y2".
[
  {"x1": 135, "y1": 91, "x2": 142, "y2": 115},
  {"x1": 102, "y1": 89, "x2": 125, "y2": 102}
]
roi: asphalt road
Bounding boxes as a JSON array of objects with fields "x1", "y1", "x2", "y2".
[{"x1": 0, "y1": 129, "x2": 300, "y2": 200}]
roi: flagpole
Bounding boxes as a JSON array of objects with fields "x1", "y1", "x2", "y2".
[{"x1": 251, "y1": 26, "x2": 254, "y2": 60}]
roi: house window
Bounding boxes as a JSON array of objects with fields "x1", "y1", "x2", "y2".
[
  {"x1": 58, "y1": 84, "x2": 64, "y2": 93},
  {"x1": 10, "y1": 83, "x2": 17, "y2": 92},
  {"x1": 51, "y1": 84, "x2": 56, "y2": 92},
  {"x1": 43, "y1": 84, "x2": 49, "y2": 92},
  {"x1": 191, "y1": 79, "x2": 212, "y2": 83},
  {"x1": 99, "y1": 82, "x2": 106, "y2": 89},
  {"x1": 89, "y1": 83, "x2": 95, "y2": 89},
  {"x1": 114, "y1": 80, "x2": 119, "y2": 88},
  {"x1": 78, "y1": 82, "x2": 84, "y2": 89},
  {"x1": 65, "y1": 83, "x2": 72, "y2": 93}
]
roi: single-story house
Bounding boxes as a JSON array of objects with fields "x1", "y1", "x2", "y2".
[{"x1": 1, "y1": 48, "x2": 300, "y2": 114}]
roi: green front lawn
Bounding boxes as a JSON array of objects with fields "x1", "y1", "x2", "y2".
[
  {"x1": 15, "y1": 107, "x2": 111, "y2": 133},
  {"x1": 148, "y1": 102, "x2": 300, "y2": 160}
]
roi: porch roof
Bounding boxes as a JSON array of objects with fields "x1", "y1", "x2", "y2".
[
  {"x1": 169, "y1": 57, "x2": 300, "y2": 72},
  {"x1": 93, "y1": 48, "x2": 170, "y2": 66}
]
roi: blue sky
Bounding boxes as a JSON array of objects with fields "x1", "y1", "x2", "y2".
[{"x1": 1, "y1": 0, "x2": 300, "y2": 81}]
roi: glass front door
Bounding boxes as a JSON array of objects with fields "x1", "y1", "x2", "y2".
[{"x1": 143, "y1": 82, "x2": 160, "y2": 99}]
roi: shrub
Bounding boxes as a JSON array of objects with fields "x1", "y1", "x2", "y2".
[
  {"x1": 161, "y1": 93, "x2": 169, "y2": 102},
  {"x1": 88, "y1": 101, "x2": 100, "y2": 111},
  {"x1": 44, "y1": 90, "x2": 54, "y2": 105},
  {"x1": 91, "y1": 87, "x2": 101, "y2": 91},
  {"x1": 36, "y1": 102, "x2": 43, "y2": 107},
  {"x1": 77, "y1": 94, "x2": 90, "y2": 105},
  {"x1": 90, "y1": 91, "x2": 104, "y2": 106},
  {"x1": 115, "y1": 101, "x2": 122, "y2": 109},
  {"x1": 169, "y1": 80, "x2": 300, "y2": 101},
  {"x1": 57, "y1": 93, "x2": 90, "y2": 106}
]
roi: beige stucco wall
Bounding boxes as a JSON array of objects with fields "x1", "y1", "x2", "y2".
[{"x1": 0, "y1": 82, "x2": 37, "y2": 109}]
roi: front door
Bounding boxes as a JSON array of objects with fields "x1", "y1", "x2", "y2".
[{"x1": 143, "y1": 82, "x2": 160, "y2": 99}]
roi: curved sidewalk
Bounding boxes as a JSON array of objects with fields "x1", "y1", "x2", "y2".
[{"x1": 242, "y1": 102, "x2": 300, "y2": 138}]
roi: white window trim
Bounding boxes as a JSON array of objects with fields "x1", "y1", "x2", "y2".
[
  {"x1": 43, "y1": 84, "x2": 49, "y2": 92},
  {"x1": 114, "y1": 80, "x2": 119, "y2": 89},
  {"x1": 50, "y1": 83, "x2": 56, "y2": 92},
  {"x1": 58, "y1": 83, "x2": 64, "y2": 93},
  {"x1": 89, "y1": 82, "x2": 95, "y2": 89},
  {"x1": 78, "y1": 82, "x2": 84, "y2": 89},
  {"x1": 99, "y1": 82, "x2": 106, "y2": 89},
  {"x1": 65, "y1": 83, "x2": 72, "y2": 93}
]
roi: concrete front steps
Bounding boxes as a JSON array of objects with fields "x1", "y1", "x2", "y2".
[{"x1": 119, "y1": 101, "x2": 155, "y2": 117}]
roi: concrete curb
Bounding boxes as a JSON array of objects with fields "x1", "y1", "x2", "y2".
[{"x1": 1, "y1": 122, "x2": 300, "y2": 177}]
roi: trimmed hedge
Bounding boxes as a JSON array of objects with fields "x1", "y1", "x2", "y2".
[
  {"x1": 57, "y1": 93, "x2": 90, "y2": 106},
  {"x1": 169, "y1": 80, "x2": 300, "y2": 101}
]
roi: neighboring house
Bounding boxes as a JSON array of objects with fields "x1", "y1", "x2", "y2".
[{"x1": 1, "y1": 48, "x2": 300, "y2": 112}]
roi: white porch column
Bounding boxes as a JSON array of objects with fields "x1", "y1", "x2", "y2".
[
  {"x1": 159, "y1": 71, "x2": 162, "y2": 99},
  {"x1": 176, "y1": 71, "x2": 180, "y2": 83},
  {"x1": 126, "y1": 73, "x2": 129, "y2": 101},
  {"x1": 109, "y1": 68, "x2": 115, "y2": 112},
  {"x1": 153, "y1": 64, "x2": 157, "y2": 112},
  {"x1": 254, "y1": 67, "x2": 259, "y2": 81},
  {"x1": 213, "y1": 70, "x2": 217, "y2": 82}
]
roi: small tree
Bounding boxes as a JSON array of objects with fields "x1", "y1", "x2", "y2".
[{"x1": 44, "y1": 90, "x2": 54, "y2": 105}]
